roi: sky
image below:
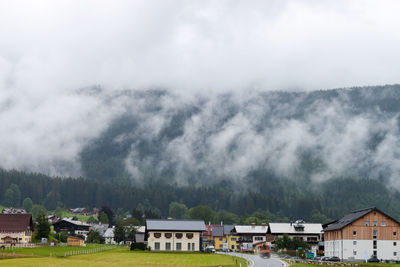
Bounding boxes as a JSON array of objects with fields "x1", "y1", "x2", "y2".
[{"x1": 0, "y1": 0, "x2": 400, "y2": 180}]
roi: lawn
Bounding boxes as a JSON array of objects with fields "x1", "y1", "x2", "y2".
[
  {"x1": 1, "y1": 243, "x2": 114, "y2": 257},
  {"x1": 0, "y1": 248, "x2": 247, "y2": 266},
  {"x1": 60, "y1": 210, "x2": 91, "y2": 221}
]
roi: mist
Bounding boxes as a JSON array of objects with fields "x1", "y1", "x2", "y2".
[{"x1": 1, "y1": 1, "x2": 400, "y2": 185}]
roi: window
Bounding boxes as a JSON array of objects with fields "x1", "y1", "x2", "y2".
[
  {"x1": 372, "y1": 221, "x2": 377, "y2": 226},
  {"x1": 231, "y1": 237, "x2": 236, "y2": 241},
  {"x1": 165, "y1": 233, "x2": 172, "y2": 239},
  {"x1": 175, "y1": 233, "x2": 183, "y2": 239},
  {"x1": 187, "y1": 243, "x2": 191, "y2": 251},
  {"x1": 154, "y1": 233, "x2": 161, "y2": 238},
  {"x1": 353, "y1": 251, "x2": 357, "y2": 256},
  {"x1": 219, "y1": 244, "x2": 223, "y2": 249},
  {"x1": 166, "y1": 242, "x2": 171, "y2": 251},
  {"x1": 373, "y1": 230, "x2": 378, "y2": 239},
  {"x1": 255, "y1": 236, "x2": 264, "y2": 241},
  {"x1": 231, "y1": 245, "x2": 235, "y2": 249},
  {"x1": 155, "y1": 242, "x2": 160, "y2": 250},
  {"x1": 219, "y1": 237, "x2": 222, "y2": 241},
  {"x1": 394, "y1": 232, "x2": 397, "y2": 237},
  {"x1": 381, "y1": 221, "x2": 386, "y2": 226},
  {"x1": 394, "y1": 252, "x2": 397, "y2": 256},
  {"x1": 373, "y1": 240, "x2": 377, "y2": 249},
  {"x1": 353, "y1": 231, "x2": 357, "y2": 236},
  {"x1": 373, "y1": 251, "x2": 377, "y2": 256},
  {"x1": 186, "y1": 233, "x2": 194, "y2": 239},
  {"x1": 176, "y1": 243, "x2": 182, "y2": 251},
  {"x1": 394, "y1": 242, "x2": 397, "y2": 246},
  {"x1": 364, "y1": 221, "x2": 369, "y2": 226},
  {"x1": 192, "y1": 243, "x2": 195, "y2": 251},
  {"x1": 353, "y1": 241, "x2": 357, "y2": 245}
]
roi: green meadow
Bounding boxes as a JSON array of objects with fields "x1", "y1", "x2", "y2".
[{"x1": 0, "y1": 247, "x2": 247, "y2": 266}]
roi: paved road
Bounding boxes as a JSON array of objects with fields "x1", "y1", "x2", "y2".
[{"x1": 221, "y1": 253, "x2": 287, "y2": 267}]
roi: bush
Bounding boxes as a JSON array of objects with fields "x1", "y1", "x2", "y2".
[{"x1": 130, "y1": 242, "x2": 148, "y2": 251}]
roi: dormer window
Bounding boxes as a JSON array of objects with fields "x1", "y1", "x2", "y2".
[{"x1": 364, "y1": 221, "x2": 369, "y2": 226}]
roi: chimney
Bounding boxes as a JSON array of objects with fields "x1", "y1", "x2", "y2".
[
  {"x1": 209, "y1": 221, "x2": 211, "y2": 226},
  {"x1": 261, "y1": 223, "x2": 266, "y2": 228},
  {"x1": 221, "y1": 221, "x2": 223, "y2": 226},
  {"x1": 290, "y1": 221, "x2": 293, "y2": 226},
  {"x1": 251, "y1": 223, "x2": 256, "y2": 229}
]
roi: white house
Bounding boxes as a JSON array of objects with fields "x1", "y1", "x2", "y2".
[
  {"x1": 268, "y1": 220, "x2": 323, "y2": 244},
  {"x1": 146, "y1": 219, "x2": 205, "y2": 251},
  {"x1": 104, "y1": 227, "x2": 115, "y2": 244},
  {"x1": 324, "y1": 207, "x2": 400, "y2": 261},
  {"x1": 232, "y1": 223, "x2": 269, "y2": 252}
]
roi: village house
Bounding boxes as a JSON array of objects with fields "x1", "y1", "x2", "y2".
[
  {"x1": 212, "y1": 225, "x2": 225, "y2": 250},
  {"x1": 232, "y1": 223, "x2": 268, "y2": 252},
  {"x1": 53, "y1": 218, "x2": 90, "y2": 239},
  {"x1": 224, "y1": 225, "x2": 239, "y2": 251},
  {"x1": 104, "y1": 227, "x2": 115, "y2": 244},
  {"x1": 268, "y1": 220, "x2": 323, "y2": 244},
  {"x1": 324, "y1": 207, "x2": 400, "y2": 261},
  {"x1": 146, "y1": 219, "x2": 205, "y2": 251},
  {"x1": 0, "y1": 213, "x2": 33, "y2": 245}
]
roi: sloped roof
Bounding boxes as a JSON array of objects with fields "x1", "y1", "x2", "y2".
[
  {"x1": 224, "y1": 225, "x2": 235, "y2": 235},
  {"x1": 269, "y1": 223, "x2": 322, "y2": 234},
  {"x1": 104, "y1": 228, "x2": 114, "y2": 238},
  {"x1": 234, "y1": 225, "x2": 268, "y2": 234},
  {"x1": 146, "y1": 219, "x2": 206, "y2": 232},
  {"x1": 0, "y1": 214, "x2": 33, "y2": 232},
  {"x1": 324, "y1": 207, "x2": 399, "y2": 231},
  {"x1": 212, "y1": 225, "x2": 224, "y2": 237}
]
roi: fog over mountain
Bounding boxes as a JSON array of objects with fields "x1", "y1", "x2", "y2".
[{"x1": 1, "y1": 1, "x2": 400, "y2": 190}]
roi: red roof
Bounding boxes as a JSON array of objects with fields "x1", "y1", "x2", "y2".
[{"x1": 0, "y1": 214, "x2": 33, "y2": 232}]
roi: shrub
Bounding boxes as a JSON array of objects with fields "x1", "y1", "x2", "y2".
[{"x1": 130, "y1": 242, "x2": 148, "y2": 251}]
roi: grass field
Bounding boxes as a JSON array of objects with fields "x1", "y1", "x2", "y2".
[
  {"x1": 0, "y1": 248, "x2": 247, "y2": 266},
  {"x1": 60, "y1": 211, "x2": 91, "y2": 221},
  {"x1": 1, "y1": 243, "x2": 114, "y2": 257}
]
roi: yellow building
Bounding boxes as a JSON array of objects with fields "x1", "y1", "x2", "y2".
[
  {"x1": 227, "y1": 234, "x2": 240, "y2": 251},
  {"x1": 67, "y1": 236, "x2": 84, "y2": 246},
  {"x1": 0, "y1": 214, "x2": 33, "y2": 245}
]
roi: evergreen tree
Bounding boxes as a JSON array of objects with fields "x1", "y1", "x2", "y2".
[
  {"x1": 3, "y1": 188, "x2": 14, "y2": 207},
  {"x1": 22, "y1": 197, "x2": 33, "y2": 212},
  {"x1": 114, "y1": 222, "x2": 126, "y2": 243},
  {"x1": 169, "y1": 202, "x2": 188, "y2": 219},
  {"x1": 98, "y1": 211, "x2": 109, "y2": 224},
  {"x1": 36, "y1": 213, "x2": 50, "y2": 240},
  {"x1": 9, "y1": 184, "x2": 21, "y2": 207}
]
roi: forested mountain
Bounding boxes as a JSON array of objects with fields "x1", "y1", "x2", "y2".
[{"x1": 2, "y1": 85, "x2": 400, "y2": 222}]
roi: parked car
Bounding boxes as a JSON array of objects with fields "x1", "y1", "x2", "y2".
[
  {"x1": 368, "y1": 257, "x2": 380, "y2": 263},
  {"x1": 205, "y1": 246, "x2": 216, "y2": 253},
  {"x1": 321, "y1": 257, "x2": 331, "y2": 261},
  {"x1": 314, "y1": 256, "x2": 321, "y2": 261},
  {"x1": 330, "y1": 256, "x2": 341, "y2": 262}
]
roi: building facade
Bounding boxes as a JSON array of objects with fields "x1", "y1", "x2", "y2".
[
  {"x1": 0, "y1": 214, "x2": 33, "y2": 245},
  {"x1": 268, "y1": 220, "x2": 322, "y2": 244},
  {"x1": 146, "y1": 219, "x2": 205, "y2": 252},
  {"x1": 324, "y1": 207, "x2": 400, "y2": 261},
  {"x1": 233, "y1": 223, "x2": 268, "y2": 252}
]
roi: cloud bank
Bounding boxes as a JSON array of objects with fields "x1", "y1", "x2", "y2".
[{"x1": 1, "y1": 1, "x2": 400, "y2": 183}]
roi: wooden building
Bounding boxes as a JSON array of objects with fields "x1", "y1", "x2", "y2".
[
  {"x1": 324, "y1": 207, "x2": 400, "y2": 261},
  {"x1": 67, "y1": 236, "x2": 84, "y2": 246},
  {"x1": 53, "y1": 219, "x2": 90, "y2": 238}
]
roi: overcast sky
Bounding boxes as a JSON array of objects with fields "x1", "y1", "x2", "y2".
[
  {"x1": 1, "y1": 0, "x2": 400, "y2": 178},
  {"x1": 1, "y1": 0, "x2": 400, "y2": 95}
]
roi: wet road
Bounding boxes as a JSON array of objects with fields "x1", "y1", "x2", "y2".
[{"x1": 222, "y1": 253, "x2": 287, "y2": 267}]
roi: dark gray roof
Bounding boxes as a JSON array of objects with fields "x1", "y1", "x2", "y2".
[
  {"x1": 146, "y1": 219, "x2": 206, "y2": 232},
  {"x1": 324, "y1": 207, "x2": 399, "y2": 231},
  {"x1": 212, "y1": 226, "x2": 224, "y2": 237},
  {"x1": 223, "y1": 225, "x2": 235, "y2": 235}
]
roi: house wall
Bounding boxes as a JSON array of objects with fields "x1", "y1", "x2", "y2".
[
  {"x1": 147, "y1": 231, "x2": 201, "y2": 251},
  {"x1": 0, "y1": 231, "x2": 31, "y2": 244},
  {"x1": 324, "y1": 210, "x2": 400, "y2": 260},
  {"x1": 214, "y1": 236, "x2": 226, "y2": 250},
  {"x1": 227, "y1": 235, "x2": 239, "y2": 251}
]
